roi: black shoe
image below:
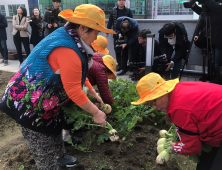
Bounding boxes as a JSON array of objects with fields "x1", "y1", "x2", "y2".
[
  {"x1": 131, "y1": 77, "x2": 137, "y2": 81},
  {"x1": 57, "y1": 154, "x2": 78, "y2": 168},
  {"x1": 116, "y1": 66, "x2": 121, "y2": 72},
  {"x1": 117, "y1": 70, "x2": 127, "y2": 76},
  {"x1": 129, "y1": 73, "x2": 135, "y2": 78}
]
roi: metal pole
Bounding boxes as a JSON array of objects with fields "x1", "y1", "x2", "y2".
[{"x1": 145, "y1": 34, "x2": 155, "y2": 75}]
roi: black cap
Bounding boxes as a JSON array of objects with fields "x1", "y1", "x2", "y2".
[{"x1": 162, "y1": 23, "x2": 176, "y2": 36}]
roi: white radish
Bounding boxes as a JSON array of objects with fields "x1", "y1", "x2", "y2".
[
  {"x1": 157, "y1": 144, "x2": 165, "y2": 154},
  {"x1": 156, "y1": 150, "x2": 170, "y2": 164},
  {"x1": 108, "y1": 129, "x2": 119, "y2": 142},
  {"x1": 102, "y1": 104, "x2": 112, "y2": 114},
  {"x1": 157, "y1": 138, "x2": 166, "y2": 146},
  {"x1": 159, "y1": 130, "x2": 173, "y2": 138}
]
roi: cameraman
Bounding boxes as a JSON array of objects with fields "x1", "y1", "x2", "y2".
[
  {"x1": 43, "y1": 0, "x2": 66, "y2": 37},
  {"x1": 114, "y1": 17, "x2": 139, "y2": 75},
  {"x1": 190, "y1": 0, "x2": 222, "y2": 84},
  {"x1": 106, "y1": 0, "x2": 133, "y2": 71},
  {"x1": 158, "y1": 22, "x2": 190, "y2": 79}
]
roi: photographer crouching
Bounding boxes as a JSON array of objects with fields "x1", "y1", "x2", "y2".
[
  {"x1": 187, "y1": 0, "x2": 222, "y2": 84},
  {"x1": 130, "y1": 29, "x2": 168, "y2": 81},
  {"x1": 114, "y1": 17, "x2": 139, "y2": 76}
]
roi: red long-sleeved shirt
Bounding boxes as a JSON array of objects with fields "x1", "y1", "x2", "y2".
[{"x1": 167, "y1": 81, "x2": 222, "y2": 155}]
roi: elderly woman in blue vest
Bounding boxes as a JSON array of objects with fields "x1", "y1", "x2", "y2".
[{"x1": 0, "y1": 4, "x2": 115, "y2": 169}]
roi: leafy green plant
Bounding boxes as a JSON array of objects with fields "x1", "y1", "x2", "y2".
[
  {"x1": 18, "y1": 165, "x2": 24, "y2": 170},
  {"x1": 63, "y1": 78, "x2": 167, "y2": 147},
  {"x1": 68, "y1": 131, "x2": 96, "y2": 152}
]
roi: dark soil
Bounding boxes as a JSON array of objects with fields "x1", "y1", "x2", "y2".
[{"x1": 0, "y1": 71, "x2": 196, "y2": 170}]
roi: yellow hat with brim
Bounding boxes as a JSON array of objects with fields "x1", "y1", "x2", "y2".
[
  {"x1": 131, "y1": 72, "x2": 179, "y2": 105},
  {"x1": 92, "y1": 35, "x2": 109, "y2": 55},
  {"x1": 59, "y1": 4, "x2": 116, "y2": 34},
  {"x1": 103, "y1": 55, "x2": 116, "y2": 80}
]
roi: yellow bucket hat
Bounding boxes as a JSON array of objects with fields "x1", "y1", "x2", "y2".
[
  {"x1": 131, "y1": 73, "x2": 179, "y2": 105},
  {"x1": 91, "y1": 35, "x2": 109, "y2": 55},
  {"x1": 59, "y1": 4, "x2": 116, "y2": 34},
  {"x1": 103, "y1": 55, "x2": 117, "y2": 80}
]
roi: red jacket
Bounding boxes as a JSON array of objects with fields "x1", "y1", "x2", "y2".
[
  {"x1": 87, "y1": 53, "x2": 114, "y2": 105},
  {"x1": 167, "y1": 82, "x2": 222, "y2": 155}
]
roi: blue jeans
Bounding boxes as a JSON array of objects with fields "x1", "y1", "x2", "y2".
[
  {"x1": 0, "y1": 40, "x2": 8, "y2": 61},
  {"x1": 213, "y1": 47, "x2": 222, "y2": 69}
]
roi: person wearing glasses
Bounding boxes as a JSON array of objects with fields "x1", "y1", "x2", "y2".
[
  {"x1": 106, "y1": 0, "x2": 133, "y2": 72},
  {"x1": 158, "y1": 22, "x2": 190, "y2": 79}
]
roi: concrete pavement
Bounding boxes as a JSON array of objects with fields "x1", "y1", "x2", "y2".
[
  {"x1": 0, "y1": 59, "x2": 200, "y2": 82},
  {"x1": 0, "y1": 60, "x2": 20, "y2": 73},
  {"x1": 0, "y1": 59, "x2": 132, "y2": 81}
]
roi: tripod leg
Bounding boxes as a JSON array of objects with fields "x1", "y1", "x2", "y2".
[{"x1": 200, "y1": 49, "x2": 206, "y2": 82}]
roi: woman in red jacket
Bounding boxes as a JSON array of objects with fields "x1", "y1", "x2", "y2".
[{"x1": 132, "y1": 72, "x2": 222, "y2": 170}]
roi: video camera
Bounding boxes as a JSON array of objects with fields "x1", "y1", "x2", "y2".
[
  {"x1": 114, "y1": 38, "x2": 127, "y2": 53},
  {"x1": 183, "y1": 0, "x2": 205, "y2": 8},
  {"x1": 152, "y1": 54, "x2": 168, "y2": 73}
]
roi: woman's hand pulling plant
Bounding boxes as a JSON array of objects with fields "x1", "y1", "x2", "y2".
[{"x1": 88, "y1": 89, "x2": 104, "y2": 109}]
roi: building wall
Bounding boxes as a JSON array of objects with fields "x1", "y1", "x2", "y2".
[
  {"x1": 5, "y1": 18, "x2": 202, "y2": 67},
  {"x1": 0, "y1": 0, "x2": 30, "y2": 16},
  {"x1": 1, "y1": 0, "x2": 195, "y2": 20}
]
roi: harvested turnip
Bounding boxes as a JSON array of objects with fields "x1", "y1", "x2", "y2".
[
  {"x1": 136, "y1": 116, "x2": 143, "y2": 123},
  {"x1": 106, "y1": 122, "x2": 119, "y2": 142},
  {"x1": 157, "y1": 138, "x2": 166, "y2": 146},
  {"x1": 108, "y1": 129, "x2": 119, "y2": 142},
  {"x1": 156, "y1": 150, "x2": 170, "y2": 164},
  {"x1": 159, "y1": 130, "x2": 173, "y2": 138},
  {"x1": 157, "y1": 144, "x2": 165, "y2": 154},
  {"x1": 102, "y1": 104, "x2": 112, "y2": 114}
]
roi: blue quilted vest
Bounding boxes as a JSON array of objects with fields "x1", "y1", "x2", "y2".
[{"x1": 0, "y1": 27, "x2": 88, "y2": 134}]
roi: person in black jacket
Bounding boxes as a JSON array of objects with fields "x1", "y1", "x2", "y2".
[
  {"x1": 28, "y1": 8, "x2": 44, "y2": 47},
  {"x1": 158, "y1": 22, "x2": 189, "y2": 79},
  {"x1": 43, "y1": 0, "x2": 66, "y2": 37},
  {"x1": 131, "y1": 29, "x2": 163, "y2": 81},
  {"x1": 190, "y1": 0, "x2": 222, "y2": 84},
  {"x1": 0, "y1": 12, "x2": 8, "y2": 66},
  {"x1": 114, "y1": 16, "x2": 139, "y2": 75},
  {"x1": 106, "y1": 0, "x2": 133, "y2": 71}
]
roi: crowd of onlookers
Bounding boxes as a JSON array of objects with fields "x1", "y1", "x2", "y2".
[{"x1": 0, "y1": 0, "x2": 66, "y2": 66}]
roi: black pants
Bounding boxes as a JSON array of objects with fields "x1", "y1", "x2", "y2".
[
  {"x1": 13, "y1": 32, "x2": 30, "y2": 64},
  {"x1": 120, "y1": 46, "x2": 129, "y2": 71},
  {"x1": 164, "y1": 47, "x2": 182, "y2": 79},
  {"x1": 113, "y1": 36, "x2": 121, "y2": 68},
  {"x1": 196, "y1": 142, "x2": 222, "y2": 170}
]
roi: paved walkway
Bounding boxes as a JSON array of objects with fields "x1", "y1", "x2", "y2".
[
  {"x1": 0, "y1": 60, "x2": 20, "y2": 73},
  {"x1": 0, "y1": 59, "x2": 201, "y2": 82}
]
